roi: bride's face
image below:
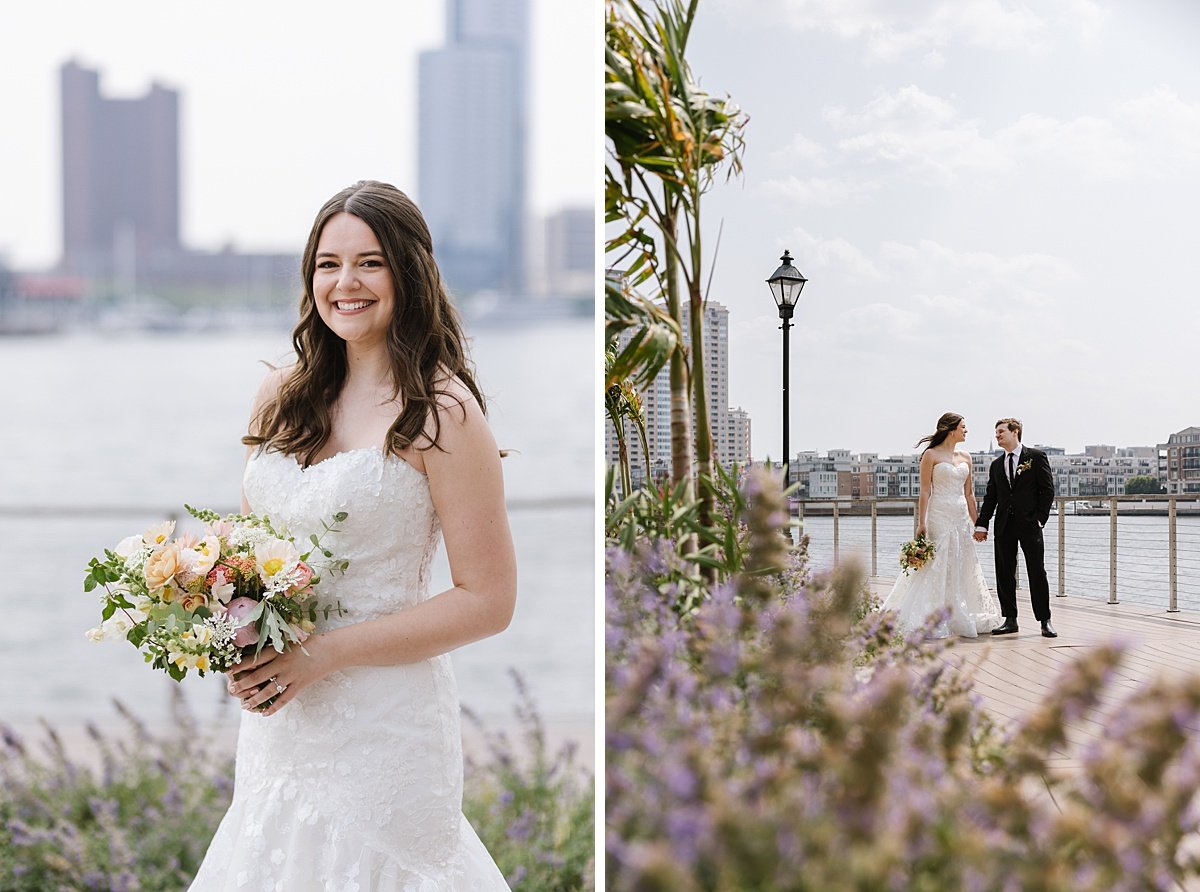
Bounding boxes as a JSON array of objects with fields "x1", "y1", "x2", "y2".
[
  {"x1": 952, "y1": 420, "x2": 967, "y2": 443},
  {"x1": 311, "y1": 212, "x2": 396, "y2": 348}
]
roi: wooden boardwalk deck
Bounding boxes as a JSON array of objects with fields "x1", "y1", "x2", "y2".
[{"x1": 868, "y1": 578, "x2": 1200, "y2": 772}]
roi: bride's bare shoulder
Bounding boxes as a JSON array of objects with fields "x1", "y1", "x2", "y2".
[{"x1": 253, "y1": 364, "x2": 295, "y2": 405}]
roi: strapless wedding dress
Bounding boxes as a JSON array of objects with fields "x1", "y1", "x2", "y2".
[
  {"x1": 188, "y1": 447, "x2": 509, "y2": 891},
  {"x1": 880, "y1": 460, "x2": 1002, "y2": 639}
]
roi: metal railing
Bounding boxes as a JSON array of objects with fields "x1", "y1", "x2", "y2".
[
  {"x1": 795, "y1": 494, "x2": 1200, "y2": 613},
  {"x1": 0, "y1": 494, "x2": 590, "y2": 520}
]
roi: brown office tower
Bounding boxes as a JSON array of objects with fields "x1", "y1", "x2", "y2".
[{"x1": 60, "y1": 60, "x2": 179, "y2": 278}]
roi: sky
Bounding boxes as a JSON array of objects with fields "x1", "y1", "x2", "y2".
[
  {"x1": 656, "y1": 0, "x2": 1200, "y2": 458},
  {"x1": 0, "y1": 0, "x2": 596, "y2": 268}
]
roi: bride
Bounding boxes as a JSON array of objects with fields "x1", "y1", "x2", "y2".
[
  {"x1": 187, "y1": 181, "x2": 517, "y2": 890},
  {"x1": 880, "y1": 413, "x2": 1001, "y2": 639}
]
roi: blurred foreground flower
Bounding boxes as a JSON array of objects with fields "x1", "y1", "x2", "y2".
[{"x1": 607, "y1": 466, "x2": 1200, "y2": 891}]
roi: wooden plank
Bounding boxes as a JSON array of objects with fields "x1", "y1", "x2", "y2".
[{"x1": 869, "y1": 578, "x2": 1200, "y2": 756}]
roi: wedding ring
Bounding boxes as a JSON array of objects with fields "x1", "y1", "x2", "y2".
[{"x1": 272, "y1": 677, "x2": 286, "y2": 694}]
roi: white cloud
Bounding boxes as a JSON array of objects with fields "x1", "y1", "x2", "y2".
[
  {"x1": 769, "y1": 134, "x2": 828, "y2": 165},
  {"x1": 1115, "y1": 85, "x2": 1200, "y2": 172},
  {"x1": 783, "y1": 227, "x2": 886, "y2": 282},
  {"x1": 727, "y1": 0, "x2": 1108, "y2": 60},
  {"x1": 760, "y1": 174, "x2": 876, "y2": 207},
  {"x1": 998, "y1": 113, "x2": 1133, "y2": 178},
  {"x1": 812, "y1": 83, "x2": 1200, "y2": 184},
  {"x1": 824, "y1": 86, "x2": 1011, "y2": 179}
]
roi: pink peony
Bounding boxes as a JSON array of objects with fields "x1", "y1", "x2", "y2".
[{"x1": 222, "y1": 597, "x2": 261, "y2": 647}]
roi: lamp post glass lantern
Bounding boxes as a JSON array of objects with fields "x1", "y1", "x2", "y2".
[{"x1": 765, "y1": 249, "x2": 807, "y2": 499}]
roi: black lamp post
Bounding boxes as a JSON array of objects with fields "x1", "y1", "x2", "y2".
[{"x1": 765, "y1": 249, "x2": 807, "y2": 490}]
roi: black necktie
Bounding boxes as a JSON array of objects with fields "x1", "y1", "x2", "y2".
[{"x1": 1007, "y1": 452, "x2": 1015, "y2": 484}]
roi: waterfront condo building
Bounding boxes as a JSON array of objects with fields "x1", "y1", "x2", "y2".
[
  {"x1": 606, "y1": 300, "x2": 752, "y2": 488},
  {"x1": 1160, "y1": 427, "x2": 1200, "y2": 495}
]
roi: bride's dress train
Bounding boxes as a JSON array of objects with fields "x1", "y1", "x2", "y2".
[
  {"x1": 188, "y1": 447, "x2": 509, "y2": 891},
  {"x1": 880, "y1": 460, "x2": 1002, "y2": 639}
]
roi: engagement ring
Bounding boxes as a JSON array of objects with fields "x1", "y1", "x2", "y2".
[{"x1": 272, "y1": 677, "x2": 286, "y2": 694}]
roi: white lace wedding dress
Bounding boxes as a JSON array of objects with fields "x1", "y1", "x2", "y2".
[
  {"x1": 188, "y1": 447, "x2": 510, "y2": 891},
  {"x1": 880, "y1": 460, "x2": 1002, "y2": 639}
]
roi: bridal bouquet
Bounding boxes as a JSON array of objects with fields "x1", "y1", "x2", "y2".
[
  {"x1": 84, "y1": 505, "x2": 348, "y2": 680},
  {"x1": 900, "y1": 533, "x2": 935, "y2": 576}
]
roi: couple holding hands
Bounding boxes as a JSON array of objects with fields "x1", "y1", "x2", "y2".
[{"x1": 882, "y1": 414, "x2": 1058, "y2": 640}]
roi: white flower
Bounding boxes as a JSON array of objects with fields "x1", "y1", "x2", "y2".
[
  {"x1": 229, "y1": 523, "x2": 272, "y2": 550},
  {"x1": 255, "y1": 538, "x2": 301, "y2": 587},
  {"x1": 142, "y1": 520, "x2": 176, "y2": 547},
  {"x1": 85, "y1": 613, "x2": 135, "y2": 642},
  {"x1": 114, "y1": 534, "x2": 144, "y2": 558},
  {"x1": 181, "y1": 535, "x2": 222, "y2": 576},
  {"x1": 210, "y1": 572, "x2": 235, "y2": 605}
]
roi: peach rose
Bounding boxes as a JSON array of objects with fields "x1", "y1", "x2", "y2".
[
  {"x1": 180, "y1": 591, "x2": 209, "y2": 612},
  {"x1": 288, "y1": 561, "x2": 315, "y2": 596},
  {"x1": 144, "y1": 544, "x2": 183, "y2": 591}
]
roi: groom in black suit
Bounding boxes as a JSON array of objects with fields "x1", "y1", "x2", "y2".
[{"x1": 973, "y1": 417, "x2": 1057, "y2": 638}]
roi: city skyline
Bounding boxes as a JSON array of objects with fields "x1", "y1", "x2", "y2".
[
  {"x1": 0, "y1": 0, "x2": 594, "y2": 270},
  {"x1": 669, "y1": 1, "x2": 1200, "y2": 459}
]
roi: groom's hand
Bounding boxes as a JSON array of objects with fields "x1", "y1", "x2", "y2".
[{"x1": 973, "y1": 530, "x2": 988, "y2": 542}]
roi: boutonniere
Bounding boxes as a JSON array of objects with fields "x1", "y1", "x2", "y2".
[{"x1": 1016, "y1": 459, "x2": 1033, "y2": 477}]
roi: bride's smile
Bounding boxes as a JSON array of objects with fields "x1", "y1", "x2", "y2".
[{"x1": 312, "y1": 211, "x2": 395, "y2": 344}]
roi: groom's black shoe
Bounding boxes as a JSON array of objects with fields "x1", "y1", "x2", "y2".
[
  {"x1": 991, "y1": 619, "x2": 1019, "y2": 635},
  {"x1": 1041, "y1": 620, "x2": 1058, "y2": 638}
]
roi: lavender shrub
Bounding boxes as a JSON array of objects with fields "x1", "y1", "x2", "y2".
[
  {"x1": 463, "y1": 670, "x2": 595, "y2": 891},
  {"x1": 2, "y1": 681, "x2": 593, "y2": 891},
  {"x1": 606, "y1": 467, "x2": 1200, "y2": 891}
]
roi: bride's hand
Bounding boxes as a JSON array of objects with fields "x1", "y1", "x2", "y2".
[
  {"x1": 916, "y1": 524, "x2": 926, "y2": 537},
  {"x1": 228, "y1": 637, "x2": 338, "y2": 716}
]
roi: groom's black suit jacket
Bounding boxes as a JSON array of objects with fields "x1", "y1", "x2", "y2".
[{"x1": 976, "y1": 447, "x2": 1055, "y2": 538}]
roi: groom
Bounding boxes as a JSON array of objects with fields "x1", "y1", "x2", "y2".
[{"x1": 973, "y1": 418, "x2": 1057, "y2": 638}]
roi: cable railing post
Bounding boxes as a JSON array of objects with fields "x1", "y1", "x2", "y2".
[
  {"x1": 1057, "y1": 497, "x2": 1066, "y2": 598},
  {"x1": 833, "y1": 501, "x2": 840, "y2": 565},
  {"x1": 1169, "y1": 497, "x2": 1179, "y2": 613},
  {"x1": 870, "y1": 500, "x2": 878, "y2": 577},
  {"x1": 1109, "y1": 498, "x2": 1119, "y2": 605}
]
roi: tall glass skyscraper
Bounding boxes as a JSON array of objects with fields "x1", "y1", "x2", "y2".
[{"x1": 418, "y1": 0, "x2": 529, "y2": 298}]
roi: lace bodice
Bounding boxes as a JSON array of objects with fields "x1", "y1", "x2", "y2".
[
  {"x1": 242, "y1": 447, "x2": 441, "y2": 630},
  {"x1": 929, "y1": 460, "x2": 969, "y2": 503}
]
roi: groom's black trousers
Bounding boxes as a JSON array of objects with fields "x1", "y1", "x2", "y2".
[{"x1": 994, "y1": 520, "x2": 1051, "y2": 622}]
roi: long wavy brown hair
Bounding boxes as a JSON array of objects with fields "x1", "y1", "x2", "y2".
[
  {"x1": 243, "y1": 180, "x2": 484, "y2": 467},
  {"x1": 915, "y1": 412, "x2": 964, "y2": 452}
]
